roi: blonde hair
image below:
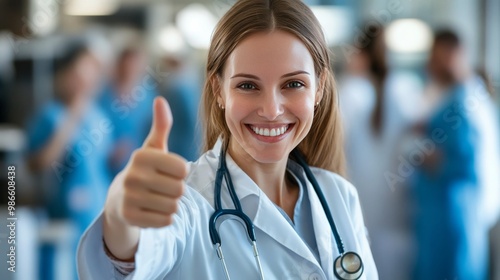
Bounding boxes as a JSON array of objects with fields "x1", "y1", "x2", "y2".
[{"x1": 202, "y1": 0, "x2": 345, "y2": 175}]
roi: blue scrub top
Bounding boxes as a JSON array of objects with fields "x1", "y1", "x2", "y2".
[
  {"x1": 98, "y1": 83, "x2": 156, "y2": 173},
  {"x1": 27, "y1": 100, "x2": 113, "y2": 232}
]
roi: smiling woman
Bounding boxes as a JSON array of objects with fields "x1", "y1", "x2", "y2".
[
  {"x1": 203, "y1": 0, "x2": 345, "y2": 176},
  {"x1": 77, "y1": 1, "x2": 378, "y2": 279},
  {"x1": 222, "y1": 31, "x2": 317, "y2": 161}
]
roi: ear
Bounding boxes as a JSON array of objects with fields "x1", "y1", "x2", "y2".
[
  {"x1": 315, "y1": 69, "x2": 327, "y2": 104},
  {"x1": 210, "y1": 74, "x2": 224, "y2": 105}
]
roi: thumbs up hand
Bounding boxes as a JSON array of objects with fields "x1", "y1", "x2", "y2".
[{"x1": 105, "y1": 97, "x2": 189, "y2": 230}]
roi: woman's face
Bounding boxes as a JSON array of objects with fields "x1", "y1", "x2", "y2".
[{"x1": 220, "y1": 30, "x2": 319, "y2": 164}]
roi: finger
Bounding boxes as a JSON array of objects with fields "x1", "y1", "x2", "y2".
[
  {"x1": 128, "y1": 190, "x2": 180, "y2": 215},
  {"x1": 143, "y1": 96, "x2": 173, "y2": 151},
  {"x1": 139, "y1": 209, "x2": 174, "y2": 228},
  {"x1": 126, "y1": 207, "x2": 174, "y2": 228},
  {"x1": 140, "y1": 173, "x2": 185, "y2": 198},
  {"x1": 134, "y1": 149, "x2": 189, "y2": 179}
]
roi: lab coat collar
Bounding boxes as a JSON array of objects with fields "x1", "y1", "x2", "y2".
[
  {"x1": 211, "y1": 138, "x2": 326, "y2": 276},
  {"x1": 251, "y1": 180, "x2": 326, "y2": 277}
]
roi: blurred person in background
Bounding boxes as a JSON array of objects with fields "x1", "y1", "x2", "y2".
[
  {"x1": 339, "y1": 24, "x2": 423, "y2": 280},
  {"x1": 492, "y1": 220, "x2": 500, "y2": 280},
  {"x1": 25, "y1": 42, "x2": 113, "y2": 278},
  {"x1": 159, "y1": 55, "x2": 201, "y2": 161},
  {"x1": 412, "y1": 29, "x2": 500, "y2": 280},
  {"x1": 98, "y1": 47, "x2": 156, "y2": 176},
  {"x1": 0, "y1": 73, "x2": 7, "y2": 122}
]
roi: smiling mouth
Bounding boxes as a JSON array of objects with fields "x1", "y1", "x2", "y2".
[{"x1": 247, "y1": 124, "x2": 292, "y2": 137}]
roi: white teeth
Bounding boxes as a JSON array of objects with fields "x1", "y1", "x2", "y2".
[{"x1": 251, "y1": 125, "x2": 289, "y2": 137}]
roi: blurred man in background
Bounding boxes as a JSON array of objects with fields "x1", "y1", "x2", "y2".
[
  {"x1": 412, "y1": 30, "x2": 500, "y2": 280},
  {"x1": 98, "y1": 47, "x2": 156, "y2": 175},
  {"x1": 159, "y1": 55, "x2": 201, "y2": 161}
]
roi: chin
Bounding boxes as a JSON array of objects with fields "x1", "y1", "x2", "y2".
[{"x1": 247, "y1": 145, "x2": 291, "y2": 164}]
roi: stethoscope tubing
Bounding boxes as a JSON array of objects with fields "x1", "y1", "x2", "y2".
[
  {"x1": 209, "y1": 146, "x2": 363, "y2": 280},
  {"x1": 290, "y1": 149, "x2": 345, "y2": 255}
]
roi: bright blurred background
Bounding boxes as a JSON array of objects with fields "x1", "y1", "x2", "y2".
[{"x1": 0, "y1": 0, "x2": 498, "y2": 279}]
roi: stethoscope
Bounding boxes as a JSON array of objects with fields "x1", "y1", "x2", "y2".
[{"x1": 209, "y1": 146, "x2": 364, "y2": 280}]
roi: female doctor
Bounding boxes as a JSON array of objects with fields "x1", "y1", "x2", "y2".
[{"x1": 77, "y1": 0, "x2": 378, "y2": 279}]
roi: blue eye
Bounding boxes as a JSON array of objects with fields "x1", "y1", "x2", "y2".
[
  {"x1": 237, "y1": 82, "x2": 257, "y2": 90},
  {"x1": 286, "y1": 81, "x2": 304, "y2": 89}
]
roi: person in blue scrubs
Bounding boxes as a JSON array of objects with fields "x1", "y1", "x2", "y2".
[
  {"x1": 160, "y1": 56, "x2": 201, "y2": 161},
  {"x1": 412, "y1": 30, "x2": 489, "y2": 280},
  {"x1": 26, "y1": 43, "x2": 113, "y2": 278},
  {"x1": 98, "y1": 48, "x2": 156, "y2": 175}
]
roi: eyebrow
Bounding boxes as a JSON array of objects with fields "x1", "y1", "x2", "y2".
[{"x1": 230, "y1": 70, "x2": 310, "y2": 80}]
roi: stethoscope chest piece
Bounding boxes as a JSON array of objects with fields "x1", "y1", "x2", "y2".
[{"x1": 334, "y1": 251, "x2": 363, "y2": 280}]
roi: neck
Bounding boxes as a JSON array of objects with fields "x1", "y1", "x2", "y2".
[{"x1": 227, "y1": 139, "x2": 298, "y2": 213}]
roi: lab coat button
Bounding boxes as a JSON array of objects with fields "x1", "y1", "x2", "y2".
[{"x1": 308, "y1": 272, "x2": 323, "y2": 280}]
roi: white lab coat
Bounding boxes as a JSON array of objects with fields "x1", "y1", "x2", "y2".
[
  {"x1": 463, "y1": 76, "x2": 500, "y2": 229},
  {"x1": 77, "y1": 139, "x2": 378, "y2": 280}
]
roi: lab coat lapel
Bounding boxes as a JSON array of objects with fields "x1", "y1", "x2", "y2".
[
  {"x1": 222, "y1": 143, "x2": 324, "y2": 273},
  {"x1": 222, "y1": 144, "x2": 328, "y2": 271},
  {"x1": 305, "y1": 171, "x2": 335, "y2": 279},
  {"x1": 252, "y1": 188, "x2": 322, "y2": 270}
]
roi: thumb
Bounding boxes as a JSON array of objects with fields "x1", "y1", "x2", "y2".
[{"x1": 143, "y1": 96, "x2": 173, "y2": 151}]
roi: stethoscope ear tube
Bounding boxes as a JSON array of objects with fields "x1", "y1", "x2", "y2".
[
  {"x1": 210, "y1": 147, "x2": 265, "y2": 280},
  {"x1": 291, "y1": 149, "x2": 345, "y2": 255},
  {"x1": 292, "y1": 149, "x2": 364, "y2": 280}
]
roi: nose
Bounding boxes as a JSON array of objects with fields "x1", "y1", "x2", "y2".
[{"x1": 257, "y1": 88, "x2": 284, "y2": 120}]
